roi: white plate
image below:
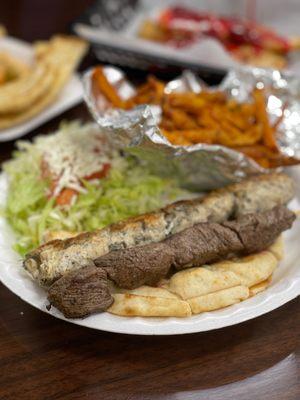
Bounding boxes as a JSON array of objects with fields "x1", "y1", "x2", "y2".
[
  {"x1": 0, "y1": 170, "x2": 299, "y2": 335},
  {"x1": 74, "y1": 0, "x2": 300, "y2": 77},
  {"x1": 0, "y1": 37, "x2": 83, "y2": 142}
]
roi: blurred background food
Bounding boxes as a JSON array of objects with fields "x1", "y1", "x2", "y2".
[
  {"x1": 0, "y1": 33, "x2": 87, "y2": 131},
  {"x1": 1, "y1": 1, "x2": 300, "y2": 171},
  {"x1": 0, "y1": 51, "x2": 29, "y2": 85},
  {"x1": 138, "y1": 6, "x2": 298, "y2": 70},
  {"x1": 72, "y1": 0, "x2": 300, "y2": 75},
  {"x1": 1, "y1": 0, "x2": 298, "y2": 255}
]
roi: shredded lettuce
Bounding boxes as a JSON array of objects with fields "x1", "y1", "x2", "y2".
[{"x1": 3, "y1": 122, "x2": 185, "y2": 256}]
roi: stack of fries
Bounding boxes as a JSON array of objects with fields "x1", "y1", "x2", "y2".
[{"x1": 93, "y1": 67, "x2": 299, "y2": 169}]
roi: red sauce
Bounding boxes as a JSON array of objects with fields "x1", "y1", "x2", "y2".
[{"x1": 157, "y1": 6, "x2": 290, "y2": 53}]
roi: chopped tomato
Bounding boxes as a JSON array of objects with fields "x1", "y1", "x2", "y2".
[
  {"x1": 41, "y1": 158, "x2": 111, "y2": 206},
  {"x1": 55, "y1": 188, "x2": 78, "y2": 206}
]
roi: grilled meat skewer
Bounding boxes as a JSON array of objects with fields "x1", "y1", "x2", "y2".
[
  {"x1": 95, "y1": 205, "x2": 295, "y2": 288},
  {"x1": 25, "y1": 173, "x2": 294, "y2": 286},
  {"x1": 48, "y1": 206, "x2": 296, "y2": 318}
]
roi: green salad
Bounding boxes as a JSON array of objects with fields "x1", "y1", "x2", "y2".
[{"x1": 3, "y1": 122, "x2": 185, "y2": 256}]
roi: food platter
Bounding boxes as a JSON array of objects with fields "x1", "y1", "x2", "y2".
[
  {"x1": 73, "y1": 0, "x2": 300, "y2": 75},
  {"x1": 1, "y1": 46, "x2": 300, "y2": 334},
  {"x1": 1, "y1": 169, "x2": 299, "y2": 335},
  {"x1": 0, "y1": 36, "x2": 84, "y2": 142}
]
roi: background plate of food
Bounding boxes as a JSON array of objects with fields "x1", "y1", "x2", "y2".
[
  {"x1": 0, "y1": 31, "x2": 87, "y2": 141},
  {"x1": 0, "y1": 122, "x2": 299, "y2": 335},
  {"x1": 72, "y1": 0, "x2": 300, "y2": 75}
]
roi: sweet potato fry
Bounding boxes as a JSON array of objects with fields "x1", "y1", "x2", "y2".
[
  {"x1": 232, "y1": 145, "x2": 299, "y2": 168},
  {"x1": 232, "y1": 144, "x2": 282, "y2": 163},
  {"x1": 167, "y1": 93, "x2": 206, "y2": 111},
  {"x1": 92, "y1": 67, "x2": 124, "y2": 108},
  {"x1": 162, "y1": 130, "x2": 192, "y2": 146},
  {"x1": 219, "y1": 122, "x2": 263, "y2": 146},
  {"x1": 239, "y1": 103, "x2": 256, "y2": 117},
  {"x1": 223, "y1": 109, "x2": 253, "y2": 131},
  {"x1": 96, "y1": 73, "x2": 299, "y2": 169},
  {"x1": 169, "y1": 109, "x2": 198, "y2": 129},
  {"x1": 197, "y1": 110, "x2": 218, "y2": 129},
  {"x1": 159, "y1": 119, "x2": 176, "y2": 131},
  {"x1": 125, "y1": 76, "x2": 165, "y2": 107},
  {"x1": 180, "y1": 129, "x2": 217, "y2": 144}
]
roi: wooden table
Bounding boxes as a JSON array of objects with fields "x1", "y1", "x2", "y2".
[{"x1": 0, "y1": 2, "x2": 299, "y2": 399}]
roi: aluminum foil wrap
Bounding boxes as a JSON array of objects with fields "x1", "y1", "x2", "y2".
[{"x1": 82, "y1": 66, "x2": 300, "y2": 191}]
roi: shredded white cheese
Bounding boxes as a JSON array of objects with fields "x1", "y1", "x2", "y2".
[{"x1": 20, "y1": 122, "x2": 114, "y2": 196}]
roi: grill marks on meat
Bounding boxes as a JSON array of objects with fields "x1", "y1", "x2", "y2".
[
  {"x1": 25, "y1": 173, "x2": 295, "y2": 286},
  {"x1": 47, "y1": 206, "x2": 296, "y2": 319},
  {"x1": 100, "y1": 243, "x2": 173, "y2": 289},
  {"x1": 48, "y1": 266, "x2": 113, "y2": 319},
  {"x1": 166, "y1": 223, "x2": 242, "y2": 270},
  {"x1": 95, "y1": 206, "x2": 295, "y2": 290},
  {"x1": 167, "y1": 205, "x2": 295, "y2": 268},
  {"x1": 223, "y1": 205, "x2": 294, "y2": 254},
  {"x1": 49, "y1": 206, "x2": 295, "y2": 318}
]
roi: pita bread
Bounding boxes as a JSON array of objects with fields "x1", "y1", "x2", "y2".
[
  {"x1": 249, "y1": 277, "x2": 271, "y2": 297},
  {"x1": 108, "y1": 241, "x2": 282, "y2": 317},
  {"x1": 168, "y1": 244, "x2": 279, "y2": 301},
  {"x1": 208, "y1": 250, "x2": 277, "y2": 288},
  {"x1": 0, "y1": 52, "x2": 30, "y2": 84},
  {"x1": 0, "y1": 35, "x2": 88, "y2": 129},
  {"x1": 268, "y1": 236, "x2": 284, "y2": 261},
  {"x1": 0, "y1": 60, "x2": 55, "y2": 113},
  {"x1": 116, "y1": 285, "x2": 179, "y2": 298},
  {"x1": 188, "y1": 285, "x2": 249, "y2": 314},
  {"x1": 168, "y1": 267, "x2": 241, "y2": 300},
  {"x1": 107, "y1": 238, "x2": 282, "y2": 317},
  {"x1": 108, "y1": 287, "x2": 191, "y2": 317}
]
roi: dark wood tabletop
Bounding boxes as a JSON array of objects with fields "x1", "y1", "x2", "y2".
[{"x1": 0, "y1": 2, "x2": 299, "y2": 400}]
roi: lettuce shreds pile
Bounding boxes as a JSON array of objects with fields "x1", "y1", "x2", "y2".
[{"x1": 3, "y1": 122, "x2": 184, "y2": 256}]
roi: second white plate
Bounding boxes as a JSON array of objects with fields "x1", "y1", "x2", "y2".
[{"x1": 0, "y1": 36, "x2": 83, "y2": 142}]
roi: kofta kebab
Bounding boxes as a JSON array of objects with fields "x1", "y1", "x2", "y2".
[{"x1": 23, "y1": 173, "x2": 297, "y2": 318}]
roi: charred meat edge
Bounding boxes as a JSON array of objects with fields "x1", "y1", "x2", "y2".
[
  {"x1": 24, "y1": 173, "x2": 294, "y2": 286},
  {"x1": 48, "y1": 206, "x2": 295, "y2": 319}
]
